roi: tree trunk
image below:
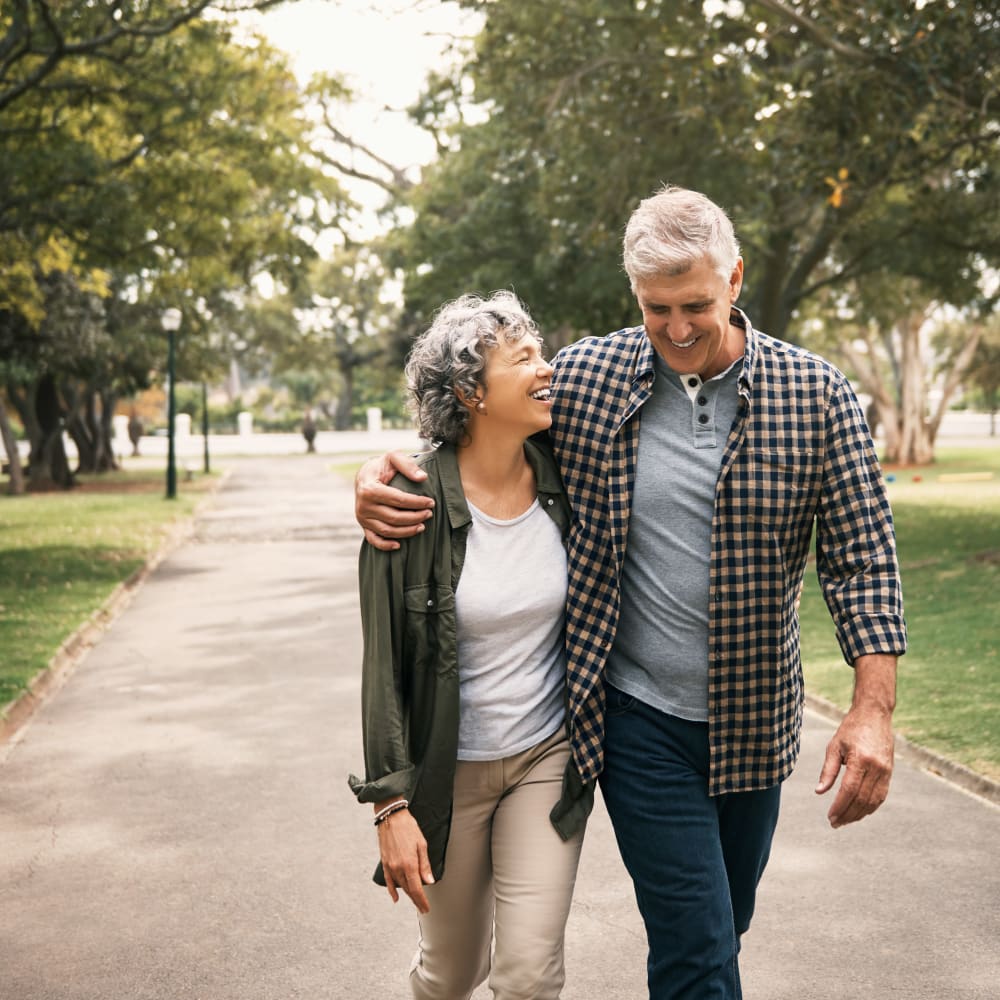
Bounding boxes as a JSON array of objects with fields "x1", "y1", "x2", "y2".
[
  {"x1": 99, "y1": 389, "x2": 120, "y2": 470},
  {"x1": 839, "y1": 334, "x2": 902, "y2": 460},
  {"x1": 895, "y1": 310, "x2": 934, "y2": 465},
  {"x1": 0, "y1": 395, "x2": 26, "y2": 495},
  {"x1": 30, "y1": 373, "x2": 75, "y2": 490},
  {"x1": 80, "y1": 385, "x2": 114, "y2": 473},
  {"x1": 334, "y1": 367, "x2": 355, "y2": 430},
  {"x1": 6, "y1": 381, "x2": 41, "y2": 459},
  {"x1": 838, "y1": 307, "x2": 975, "y2": 466},
  {"x1": 927, "y1": 323, "x2": 983, "y2": 447},
  {"x1": 66, "y1": 410, "x2": 97, "y2": 473}
]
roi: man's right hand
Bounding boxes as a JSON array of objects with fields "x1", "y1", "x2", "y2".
[{"x1": 355, "y1": 451, "x2": 435, "y2": 551}]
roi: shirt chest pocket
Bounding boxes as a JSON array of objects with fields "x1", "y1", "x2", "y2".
[
  {"x1": 404, "y1": 584, "x2": 457, "y2": 678},
  {"x1": 738, "y1": 448, "x2": 822, "y2": 525}
]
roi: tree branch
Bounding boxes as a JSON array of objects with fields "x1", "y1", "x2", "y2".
[{"x1": 750, "y1": 0, "x2": 875, "y2": 63}]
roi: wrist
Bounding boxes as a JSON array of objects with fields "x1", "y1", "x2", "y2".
[
  {"x1": 373, "y1": 798, "x2": 410, "y2": 827},
  {"x1": 851, "y1": 653, "x2": 897, "y2": 715}
]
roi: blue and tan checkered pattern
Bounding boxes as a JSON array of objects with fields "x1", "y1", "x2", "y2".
[{"x1": 550, "y1": 309, "x2": 906, "y2": 794}]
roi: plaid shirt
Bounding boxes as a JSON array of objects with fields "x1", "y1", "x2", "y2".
[{"x1": 550, "y1": 308, "x2": 906, "y2": 795}]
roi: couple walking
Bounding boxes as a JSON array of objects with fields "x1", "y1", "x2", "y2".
[{"x1": 349, "y1": 185, "x2": 905, "y2": 999}]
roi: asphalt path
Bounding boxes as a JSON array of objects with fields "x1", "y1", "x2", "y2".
[{"x1": 1, "y1": 456, "x2": 997, "y2": 999}]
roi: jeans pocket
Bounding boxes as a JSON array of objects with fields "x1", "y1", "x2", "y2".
[{"x1": 604, "y1": 683, "x2": 637, "y2": 717}]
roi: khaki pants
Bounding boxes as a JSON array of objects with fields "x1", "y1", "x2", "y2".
[{"x1": 409, "y1": 729, "x2": 585, "y2": 1000}]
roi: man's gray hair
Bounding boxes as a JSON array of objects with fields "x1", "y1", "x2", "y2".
[
  {"x1": 622, "y1": 184, "x2": 741, "y2": 290},
  {"x1": 405, "y1": 290, "x2": 543, "y2": 445}
]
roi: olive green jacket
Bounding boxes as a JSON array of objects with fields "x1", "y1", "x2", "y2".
[{"x1": 349, "y1": 439, "x2": 594, "y2": 885}]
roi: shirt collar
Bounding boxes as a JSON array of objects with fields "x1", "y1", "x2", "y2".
[
  {"x1": 631, "y1": 327, "x2": 658, "y2": 390},
  {"x1": 730, "y1": 306, "x2": 757, "y2": 398}
]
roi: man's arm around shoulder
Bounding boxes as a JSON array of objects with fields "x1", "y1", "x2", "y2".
[{"x1": 356, "y1": 451, "x2": 435, "y2": 551}]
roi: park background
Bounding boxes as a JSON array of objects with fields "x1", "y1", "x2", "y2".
[{"x1": 2, "y1": 3, "x2": 998, "y2": 788}]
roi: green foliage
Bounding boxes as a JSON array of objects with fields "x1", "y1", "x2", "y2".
[
  {"x1": 0, "y1": 2, "x2": 361, "y2": 483},
  {"x1": 960, "y1": 313, "x2": 1000, "y2": 416},
  {"x1": 350, "y1": 363, "x2": 408, "y2": 428},
  {"x1": 397, "y1": 0, "x2": 999, "y2": 343},
  {"x1": 275, "y1": 370, "x2": 329, "y2": 409},
  {"x1": 800, "y1": 447, "x2": 1000, "y2": 779},
  {"x1": 243, "y1": 244, "x2": 405, "y2": 430}
]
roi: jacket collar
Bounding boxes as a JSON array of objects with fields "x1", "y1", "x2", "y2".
[
  {"x1": 432, "y1": 438, "x2": 560, "y2": 531},
  {"x1": 432, "y1": 443, "x2": 472, "y2": 531}
]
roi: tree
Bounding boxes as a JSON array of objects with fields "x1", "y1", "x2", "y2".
[
  {"x1": 396, "y1": 0, "x2": 998, "y2": 352},
  {"x1": 1, "y1": 269, "x2": 110, "y2": 488},
  {"x1": 0, "y1": 0, "x2": 297, "y2": 320},
  {"x1": 811, "y1": 280, "x2": 986, "y2": 465},
  {"x1": 0, "y1": 8, "x2": 349, "y2": 485},
  {"x1": 269, "y1": 244, "x2": 404, "y2": 430},
  {"x1": 0, "y1": 1, "x2": 288, "y2": 115},
  {"x1": 956, "y1": 313, "x2": 1000, "y2": 436},
  {"x1": 801, "y1": 178, "x2": 995, "y2": 464},
  {"x1": 0, "y1": 390, "x2": 25, "y2": 495}
]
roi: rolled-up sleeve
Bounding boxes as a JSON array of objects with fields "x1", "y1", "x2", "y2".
[
  {"x1": 815, "y1": 375, "x2": 907, "y2": 664},
  {"x1": 348, "y1": 543, "x2": 418, "y2": 804}
]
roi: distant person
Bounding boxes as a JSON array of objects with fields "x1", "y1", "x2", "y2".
[
  {"x1": 127, "y1": 411, "x2": 143, "y2": 457},
  {"x1": 349, "y1": 291, "x2": 592, "y2": 999},
  {"x1": 301, "y1": 409, "x2": 317, "y2": 453},
  {"x1": 354, "y1": 186, "x2": 906, "y2": 999}
]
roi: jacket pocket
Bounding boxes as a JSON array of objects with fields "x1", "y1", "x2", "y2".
[{"x1": 404, "y1": 584, "x2": 457, "y2": 678}]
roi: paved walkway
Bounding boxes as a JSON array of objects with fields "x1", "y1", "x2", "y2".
[{"x1": 1, "y1": 456, "x2": 997, "y2": 1000}]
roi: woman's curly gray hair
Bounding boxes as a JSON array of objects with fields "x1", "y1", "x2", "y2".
[{"x1": 405, "y1": 290, "x2": 543, "y2": 445}]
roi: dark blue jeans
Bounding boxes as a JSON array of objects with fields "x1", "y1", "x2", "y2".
[{"x1": 599, "y1": 683, "x2": 782, "y2": 1000}]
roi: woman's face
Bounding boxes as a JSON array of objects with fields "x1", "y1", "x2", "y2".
[{"x1": 475, "y1": 332, "x2": 555, "y2": 437}]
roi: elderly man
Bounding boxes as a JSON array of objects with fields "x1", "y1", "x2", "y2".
[{"x1": 355, "y1": 185, "x2": 905, "y2": 999}]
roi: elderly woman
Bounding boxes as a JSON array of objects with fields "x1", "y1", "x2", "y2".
[{"x1": 350, "y1": 291, "x2": 593, "y2": 1000}]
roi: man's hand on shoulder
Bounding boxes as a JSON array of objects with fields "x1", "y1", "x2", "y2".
[{"x1": 355, "y1": 451, "x2": 435, "y2": 551}]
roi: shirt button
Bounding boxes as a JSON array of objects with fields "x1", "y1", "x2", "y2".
[
  {"x1": 698, "y1": 413, "x2": 709, "y2": 424},
  {"x1": 426, "y1": 599, "x2": 434, "y2": 607},
  {"x1": 698, "y1": 395, "x2": 708, "y2": 406},
  {"x1": 547, "y1": 498, "x2": 554, "y2": 506},
  {"x1": 687, "y1": 377, "x2": 698, "y2": 387}
]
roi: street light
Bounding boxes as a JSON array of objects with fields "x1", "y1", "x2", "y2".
[
  {"x1": 161, "y1": 307, "x2": 182, "y2": 499},
  {"x1": 201, "y1": 380, "x2": 210, "y2": 474}
]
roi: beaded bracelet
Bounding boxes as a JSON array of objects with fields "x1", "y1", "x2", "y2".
[{"x1": 373, "y1": 799, "x2": 409, "y2": 827}]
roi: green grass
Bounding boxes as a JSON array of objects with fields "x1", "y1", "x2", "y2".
[
  {"x1": 330, "y1": 461, "x2": 364, "y2": 481},
  {"x1": 0, "y1": 470, "x2": 212, "y2": 708},
  {"x1": 800, "y1": 446, "x2": 1000, "y2": 780}
]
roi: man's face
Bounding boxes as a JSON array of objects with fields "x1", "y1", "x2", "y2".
[{"x1": 635, "y1": 257, "x2": 744, "y2": 379}]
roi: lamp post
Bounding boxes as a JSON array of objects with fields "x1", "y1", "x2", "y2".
[
  {"x1": 161, "y1": 308, "x2": 182, "y2": 499},
  {"x1": 201, "y1": 380, "x2": 210, "y2": 474}
]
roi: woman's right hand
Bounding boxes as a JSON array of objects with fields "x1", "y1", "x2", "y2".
[
  {"x1": 355, "y1": 452, "x2": 435, "y2": 551},
  {"x1": 377, "y1": 808, "x2": 435, "y2": 913}
]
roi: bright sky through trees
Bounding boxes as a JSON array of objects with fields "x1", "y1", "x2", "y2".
[{"x1": 253, "y1": 0, "x2": 474, "y2": 175}]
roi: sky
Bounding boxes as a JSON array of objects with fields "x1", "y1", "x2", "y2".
[{"x1": 249, "y1": 0, "x2": 477, "y2": 178}]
